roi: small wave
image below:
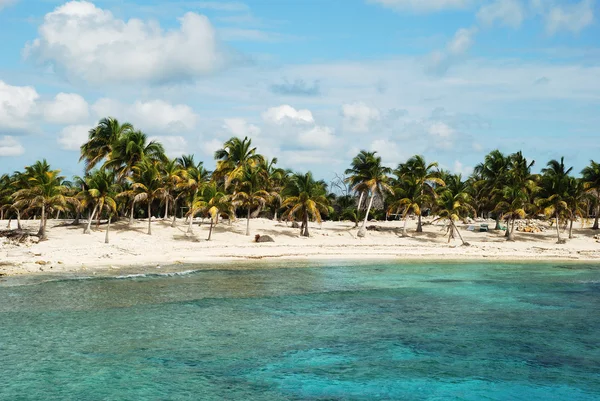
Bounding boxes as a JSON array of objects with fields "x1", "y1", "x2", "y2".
[{"x1": 113, "y1": 269, "x2": 203, "y2": 280}]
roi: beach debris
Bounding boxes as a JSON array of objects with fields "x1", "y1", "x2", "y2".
[
  {"x1": 0, "y1": 229, "x2": 38, "y2": 246},
  {"x1": 515, "y1": 220, "x2": 546, "y2": 233},
  {"x1": 255, "y1": 234, "x2": 275, "y2": 243},
  {"x1": 366, "y1": 225, "x2": 401, "y2": 233}
]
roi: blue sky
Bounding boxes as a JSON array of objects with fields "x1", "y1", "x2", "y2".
[{"x1": 0, "y1": 0, "x2": 598, "y2": 181}]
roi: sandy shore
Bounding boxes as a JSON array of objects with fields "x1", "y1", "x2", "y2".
[{"x1": 1, "y1": 216, "x2": 599, "y2": 276}]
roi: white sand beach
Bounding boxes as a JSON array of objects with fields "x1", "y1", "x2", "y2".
[{"x1": 1, "y1": 217, "x2": 599, "y2": 276}]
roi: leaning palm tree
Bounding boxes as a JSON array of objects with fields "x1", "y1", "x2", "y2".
[
  {"x1": 434, "y1": 189, "x2": 473, "y2": 246},
  {"x1": 160, "y1": 158, "x2": 183, "y2": 220},
  {"x1": 281, "y1": 172, "x2": 330, "y2": 237},
  {"x1": 214, "y1": 136, "x2": 264, "y2": 189},
  {"x1": 581, "y1": 160, "x2": 600, "y2": 230},
  {"x1": 79, "y1": 170, "x2": 118, "y2": 235},
  {"x1": 351, "y1": 152, "x2": 393, "y2": 237},
  {"x1": 232, "y1": 165, "x2": 271, "y2": 236},
  {"x1": 387, "y1": 177, "x2": 423, "y2": 237},
  {"x1": 13, "y1": 160, "x2": 78, "y2": 240},
  {"x1": 537, "y1": 157, "x2": 573, "y2": 243},
  {"x1": 345, "y1": 150, "x2": 377, "y2": 210},
  {"x1": 129, "y1": 159, "x2": 168, "y2": 235},
  {"x1": 395, "y1": 155, "x2": 444, "y2": 232},
  {"x1": 80, "y1": 117, "x2": 134, "y2": 173}
]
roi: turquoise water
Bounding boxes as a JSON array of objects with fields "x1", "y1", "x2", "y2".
[{"x1": 1, "y1": 261, "x2": 600, "y2": 400}]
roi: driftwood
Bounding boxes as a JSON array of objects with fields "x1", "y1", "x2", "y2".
[{"x1": 0, "y1": 229, "x2": 38, "y2": 245}]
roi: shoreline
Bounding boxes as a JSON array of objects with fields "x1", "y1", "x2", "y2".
[{"x1": 1, "y1": 217, "x2": 599, "y2": 277}]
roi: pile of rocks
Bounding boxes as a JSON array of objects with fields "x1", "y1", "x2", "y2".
[{"x1": 515, "y1": 220, "x2": 546, "y2": 233}]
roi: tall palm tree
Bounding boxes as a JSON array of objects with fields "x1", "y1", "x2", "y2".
[
  {"x1": 564, "y1": 177, "x2": 588, "y2": 239},
  {"x1": 160, "y1": 158, "x2": 183, "y2": 220},
  {"x1": 0, "y1": 174, "x2": 12, "y2": 222},
  {"x1": 13, "y1": 160, "x2": 78, "y2": 240},
  {"x1": 130, "y1": 159, "x2": 168, "y2": 235},
  {"x1": 79, "y1": 170, "x2": 118, "y2": 235},
  {"x1": 538, "y1": 157, "x2": 573, "y2": 243},
  {"x1": 281, "y1": 172, "x2": 330, "y2": 237},
  {"x1": 103, "y1": 130, "x2": 166, "y2": 180},
  {"x1": 345, "y1": 150, "x2": 377, "y2": 210},
  {"x1": 232, "y1": 165, "x2": 271, "y2": 236},
  {"x1": 395, "y1": 155, "x2": 444, "y2": 232},
  {"x1": 189, "y1": 182, "x2": 233, "y2": 240},
  {"x1": 214, "y1": 136, "x2": 264, "y2": 189},
  {"x1": 474, "y1": 150, "x2": 510, "y2": 229},
  {"x1": 80, "y1": 117, "x2": 134, "y2": 173},
  {"x1": 581, "y1": 160, "x2": 600, "y2": 230},
  {"x1": 387, "y1": 177, "x2": 422, "y2": 237},
  {"x1": 177, "y1": 159, "x2": 211, "y2": 231},
  {"x1": 494, "y1": 186, "x2": 528, "y2": 241},
  {"x1": 351, "y1": 152, "x2": 393, "y2": 237}
]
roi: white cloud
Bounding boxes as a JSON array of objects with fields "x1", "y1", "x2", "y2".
[
  {"x1": 545, "y1": 0, "x2": 594, "y2": 35},
  {"x1": 447, "y1": 27, "x2": 478, "y2": 55},
  {"x1": 223, "y1": 118, "x2": 261, "y2": 137},
  {"x1": 25, "y1": 1, "x2": 227, "y2": 84},
  {"x1": 298, "y1": 125, "x2": 335, "y2": 149},
  {"x1": 92, "y1": 99, "x2": 198, "y2": 134},
  {"x1": 341, "y1": 102, "x2": 381, "y2": 133},
  {"x1": 149, "y1": 135, "x2": 188, "y2": 157},
  {"x1": 0, "y1": 0, "x2": 17, "y2": 10},
  {"x1": 453, "y1": 160, "x2": 473, "y2": 176},
  {"x1": 370, "y1": 138, "x2": 404, "y2": 167},
  {"x1": 57, "y1": 124, "x2": 90, "y2": 151},
  {"x1": 262, "y1": 105, "x2": 314, "y2": 124},
  {"x1": 477, "y1": 0, "x2": 525, "y2": 28},
  {"x1": 0, "y1": 136, "x2": 25, "y2": 156},
  {"x1": 367, "y1": 0, "x2": 473, "y2": 13},
  {"x1": 428, "y1": 121, "x2": 455, "y2": 138},
  {"x1": 44, "y1": 93, "x2": 89, "y2": 125},
  {"x1": 0, "y1": 80, "x2": 39, "y2": 133}
]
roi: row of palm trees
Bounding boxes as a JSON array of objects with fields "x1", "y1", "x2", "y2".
[
  {"x1": 1, "y1": 117, "x2": 599, "y2": 245},
  {"x1": 343, "y1": 149, "x2": 600, "y2": 244}
]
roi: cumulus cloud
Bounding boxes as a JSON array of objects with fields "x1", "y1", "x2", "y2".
[
  {"x1": 427, "y1": 27, "x2": 478, "y2": 74},
  {"x1": 43, "y1": 93, "x2": 89, "y2": 125},
  {"x1": 341, "y1": 102, "x2": 381, "y2": 133},
  {"x1": 477, "y1": 0, "x2": 525, "y2": 28},
  {"x1": 222, "y1": 118, "x2": 261, "y2": 137},
  {"x1": 367, "y1": 0, "x2": 473, "y2": 13},
  {"x1": 545, "y1": 0, "x2": 594, "y2": 35},
  {"x1": 298, "y1": 125, "x2": 335, "y2": 148},
  {"x1": 370, "y1": 138, "x2": 405, "y2": 167},
  {"x1": 149, "y1": 136, "x2": 188, "y2": 157},
  {"x1": 24, "y1": 1, "x2": 228, "y2": 84},
  {"x1": 0, "y1": 80, "x2": 39, "y2": 133},
  {"x1": 0, "y1": 136, "x2": 25, "y2": 156},
  {"x1": 92, "y1": 99, "x2": 198, "y2": 134},
  {"x1": 57, "y1": 124, "x2": 90, "y2": 151},
  {"x1": 262, "y1": 105, "x2": 315, "y2": 124},
  {"x1": 453, "y1": 160, "x2": 474, "y2": 176}
]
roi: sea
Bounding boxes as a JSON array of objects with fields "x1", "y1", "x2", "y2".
[{"x1": 1, "y1": 260, "x2": 599, "y2": 400}]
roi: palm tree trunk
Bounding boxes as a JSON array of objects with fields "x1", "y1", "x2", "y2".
[
  {"x1": 593, "y1": 203, "x2": 599, "y2": 230},
  {"x1": 105, "y1": 216, "x2": 111, "y2": 244},
  {"x1": 208, "y1": 218, "x2": 214, "y2": 241},
  {"x1": 246, "y1": 209, "x2": 251, "y2": 236},
  {"x1": 187, "y1": 209, "x2": 194, "y2": 234},
  {"x1": 164, "y1": 198, "x2": 169, "y2": 219},
  {"x1": 357, "y1": 193, "x2": 374, "y2": 237},
  {"x1": 84, "y1": 204, "x2": 98, "y2": 234},
  {"x1": 6, "y1": 217, "x2": 10, "y2": 229},
  {"x1": 452, "y1": 221, "x2": 467, "y2": 246},
  {"x1": 357, "y1": 192, "x2": 364, "y2": 210},
  {"x1": 129, "y1": 202, "x2": 135, "y2": 225},
  {"x1": 56, "y1": 210, "x2": 60, "y2": 219},
  {"x1": 402, "y1": 211, "x2": 409, "y2": 237},
  {"x1": 171, "y1": 213, "x2": 177, "y2": 228},
  {"x1": 507, "y1": 218, "x2": 515, "y2": 241},
  {"x1": 16, "y1": 210, "x2": 21, "y2": 230},
  {"x1": 41, "y1": 208, "x2": 48, "y2": 241},
  {"x1": 147, "y1": 203, "x2": 152, "y2": 235},
  {"x1": 416, "y1": 213, "x2": 423, "y2": 233},
  {"x1": 303, "y1": 210, "x2": 309, "y2": 237},
  {"x1": 37, "y1": 206, "x2": 45, "y2": 236},
  {"x1": 555, "y1": 213, "x2": 561, "y2": 243},
  {"x1": 73, "y1": 211, "x2": 80, "y2": 225},
  {"x1": 494, "y1": 215, "x2": 501, "y2": 230},
  {"x1": 1, "y1": 209, "x2": 3, "y2": 220},
  {"x1": 273, "y1": 210, "x2": 278, "y2": 221},
  {"x1": 569, "y1": 219, "x2": 574, "y2": 239}
]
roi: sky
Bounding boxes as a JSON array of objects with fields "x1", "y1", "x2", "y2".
[{"x1": 0, "y1": 0, "x2": 598, "y2": 182}]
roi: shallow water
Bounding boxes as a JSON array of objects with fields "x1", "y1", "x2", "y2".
[{"x1": 1, "y1": 261, "x2": 600, "y2": 400}]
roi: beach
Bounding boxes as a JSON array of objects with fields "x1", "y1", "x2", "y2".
[{"x1": 1, "y1": 217, "x2": 599, "y2": 276}]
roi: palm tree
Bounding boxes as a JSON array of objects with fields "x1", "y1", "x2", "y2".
[
  {"x1": 350, "y1": 152, "x2": 393, "y2": 237},
  {"x1": 103, "y1": 130, "x2": 166, "y2": 180},
  {"x1": 177, "y1": 159, "x2": 211, "y2": 231},
  {"x1": 160, "y1": 158, "x2": 183, "y2": 220},
  {"x1": 345, "y1": 150, "x2": 377, "y2": 210},
  {"x1": 0, "y1": 174, "x2": 12, "y2": 222},
  {"x1": 474, "y1": 150, "x2": 510, "y2": 229},
  {"x1": 564, "y1": 177, "x2": 588, "y2": 239},
  {"x1": 387, "y1": 177, "x2": 422, "y2": 237},
  {"x1": 80, "y1": 117, "x2": 133, "y2": 173},
  {"x1": 232, "y1": 165, "x2": 271, "y2": 236},
  {"x1": 281, "y1": 172, "x2": 330, "y2": 237},
  {"x1": 434, "y1": 188, "x2": 473, "y2": 246},
  {"x1": 130, "y1": 159, "x2": 168, "y2": 235},
  {"x1": 581, "y1": 160, "x2": 600, "y2": 230},
  {"x1": 538, "y1": 157, "x2": 573, "y2": 243},
  {"x1": 13, "y1": 160, "x2": 78, "y2": 240},
  {"x1": 189, "y1": 182, "x2": 233, "y2": 240},
  {"x1": 214, "y1": 136, "x2": 264, "y2": 189},
  {"x1": 395, "y1": 155, "x2": 444, "y2": 232},
  {"x1": 79, "y1": 170, "x2": 118, "y2": 235},
  {"x1": 494, "y1": 186, "x2": 528, "y2": 241}
]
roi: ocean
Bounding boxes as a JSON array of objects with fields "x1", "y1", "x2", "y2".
[{"x1": 1, "y1": 261, "x2": 599, "y2": 400}]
